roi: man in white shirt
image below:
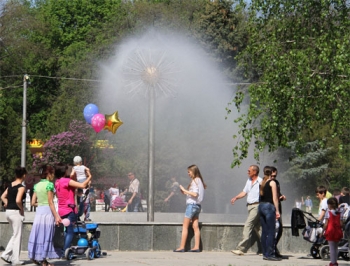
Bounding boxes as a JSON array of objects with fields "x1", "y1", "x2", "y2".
[{"x1": 230, "y1": 165, "x2": 263, "y2": 256}]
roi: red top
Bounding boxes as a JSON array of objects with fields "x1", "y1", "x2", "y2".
[{"x1": 324, "y1": 211, "x2": 343, "y2": 242}]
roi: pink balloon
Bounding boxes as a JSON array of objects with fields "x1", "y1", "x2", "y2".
[
  {"x1": 62, "y1": 218, "x2": 70, "y2": 227},
  {"x1": 91, "y1": 113, "x2": 106, "y2": 133}
]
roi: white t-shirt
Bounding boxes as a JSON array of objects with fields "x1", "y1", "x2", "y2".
[
  {"x1": 74, "y1": 165, "x2": 87, "y2": 183},
  {"x1": 186, "y1": 177, "x2": 204, "y2": 205},
  {"x1": 318, "y1": 198, "x2": 328, "y2": 223}
]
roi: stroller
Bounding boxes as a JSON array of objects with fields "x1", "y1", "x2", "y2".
[
  {"x1": 64, "y1": 204, "x2": 105, "y2": 261},
  {"x1": 292, "y1": 208, "x2": 349, "y2": 261}
]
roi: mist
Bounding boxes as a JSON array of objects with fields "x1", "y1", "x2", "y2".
[{"x1": 97, "y1": 29, "x2": 261, "y2": 215}]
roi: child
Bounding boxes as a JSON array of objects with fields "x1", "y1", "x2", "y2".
[
  {"x1": 71, "y1": 156, "x2": 92, "y2": 221},
  {"x1": 316, "y1": 185, "x2": 328, "y2": 223},
  {"x1": 323, "y1": 197, "x2": 343, "y2": 266},
  {"x1": 174, "y1": 164, "x2": 207, "y2": 252}
]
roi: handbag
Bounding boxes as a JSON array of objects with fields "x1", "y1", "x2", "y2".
[
  {"x1": 53, "y1": 225, "x2": 65, "y2": 249},
  {"x1": 302, "y1": 226, "x2": 317, "y2": 243}
]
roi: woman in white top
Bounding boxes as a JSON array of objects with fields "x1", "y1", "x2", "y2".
[{"x1": 174, "y1": 164, "x2": 207, "y2": 253}]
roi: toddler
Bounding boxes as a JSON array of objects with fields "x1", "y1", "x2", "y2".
[
  {"x1": 71, "y1": 156, "x2": 92, "y2": 221},
  {"x1": 323, "y1": 197, "x2": 343, "y2": 266}
]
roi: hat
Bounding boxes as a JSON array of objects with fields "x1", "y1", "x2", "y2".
[{"x1": 73, "y1": 156, "x2": 82, "y2": 164}]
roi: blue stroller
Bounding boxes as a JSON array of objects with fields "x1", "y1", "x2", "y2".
[
  {"x1": 64, "y1": 222, "x2": 102, "y2": 260},
  {"x1": 64, "y1": 204, "x2": 104, "y2": 260}
]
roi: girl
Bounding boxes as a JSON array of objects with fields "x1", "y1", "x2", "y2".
[
  {"x1": 174, "y1": 164, "x2": 207, "y2": 252},
  {"x1": 323, "y1": 197, "x2": 343, "y2": 266},
  {"x1": 28, "y1": 165, "x2": 62, "y2": 266},
  {"x1": 258, "y1": 166, "x2": 281, "y2": 261},
  {"x1": 1, "y1": 166, "x2": 27, "y2": 265}
]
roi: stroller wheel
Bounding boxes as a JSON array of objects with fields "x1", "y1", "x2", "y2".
[
  {"x1": 94, "y1": 244, "x2": 102, "y2": 258},
  {"x1": 64, "y1": 248, "x2": 74, "y2": 261},
  {"x1": 319, "y1": 245, "x2": 330, "y2": 260},
  {"x1": 310, "y1": 245, "x2": 321, "y2": 259},
  {"x1": 341, "y1": 251, "x2": 349, "y2": 261},
  {"x1": 86, "y1": 248, "x2": 94, "y2": 260}
]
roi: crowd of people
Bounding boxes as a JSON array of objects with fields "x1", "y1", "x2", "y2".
[
  {"x1": 1, "y1": 161, "x2": 349, "y2": 265},
  {"x1": 230, "y1": 165, "x2": 350, "y2": 264},
  {"x1": 0, "y1": 156, "x2": 144, "y2": 266}
]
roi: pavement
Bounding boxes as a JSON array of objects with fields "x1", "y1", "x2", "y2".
[{"x1": 0, "y1": 251, "x2": 348, "y2": 266}]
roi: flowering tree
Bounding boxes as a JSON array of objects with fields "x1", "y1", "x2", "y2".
[{"x1": 33, "y1": 120, "x2": 94, "y2": 169}]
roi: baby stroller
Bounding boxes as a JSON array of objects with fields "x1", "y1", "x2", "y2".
[
  {"x1": 293, "y1": 208, "x2": 349, "y2": 261},
  {"x1": 110, "y1": 196, "x2": 127, "y2": 211},
  {"x1": 318, "y1": 203, "x2": 350, "y2": 261},
  {"x1": 64, "y1": 204, "x2": 105, "y2": 261}
]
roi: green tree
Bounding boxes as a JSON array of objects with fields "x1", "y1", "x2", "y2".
[{"x1": 232, "y1": 0, "x2": 350, "y2": 167}]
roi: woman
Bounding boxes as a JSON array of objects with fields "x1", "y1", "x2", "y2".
[
  {"x1": 174, "y1": 164, "x2": 206, "y2": 252},
  {"x1": 28, "y1": 165, "x2": 62, "y2": 266},
  {"x1": 55, "y1": 164, "x2": 91, "y2": 255},
  {"x1": 1, "y1": 166, "x2": 26, "y2": 265},
  {"x1": 258, "y1": 166, "x2": 281, "y2": 261}
]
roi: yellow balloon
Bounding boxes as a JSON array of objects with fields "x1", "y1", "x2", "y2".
[{"x1": 104, "y1": 111, "x2": 123, "y2": 134}]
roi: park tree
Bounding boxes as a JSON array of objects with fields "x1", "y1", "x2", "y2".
[
  {"x1": 193, "y1": 0, "x2": 248, "y2": 79},
  {"x1": 231, "y1": 0, "x2": 350, "y2": 168}
]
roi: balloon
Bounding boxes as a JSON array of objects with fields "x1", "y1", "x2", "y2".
[
  {"x1": 62, "y1": 218, "x2": 70, "y2": 227},
  {"x1": 104, "y1": 111, "x2": 123, "y2": 134},
  {"x1": 83, "y1": 104, "x2": 99, "y2": 124},
  {"x1": 91, "y1": 113, "x2": 106, "y2": 133}
]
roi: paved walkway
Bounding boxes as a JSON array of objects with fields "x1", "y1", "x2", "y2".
[{"x1": 1, "y1": 251, "x2": 347, "y2": 266}]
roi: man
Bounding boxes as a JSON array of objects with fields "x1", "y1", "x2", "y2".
[
  {"x1": 230, "y1": 165, "x2": 263, "y2": 256},
  {"x1": 270, "y1": 166, "x2": 286, "y2": 258},
  {"x1": 164, "y1": 177, "x2": 183, "y2": 212},
  {"x1": 127, "y1": 172, "x2": 141, "y2": 212},
  {"x1": 304, "y1": 196, "x2": 313, "y2": 213}
]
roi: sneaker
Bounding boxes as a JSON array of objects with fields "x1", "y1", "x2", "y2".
[
  {"x1": 1, "y1": 257, "x2": 11, "y2": 264},
  {"x1": 84, "y1": 218, "x2": 91, "y2": 222},
  {"x1": 231, "y1": 250, "x2": 244, "y2": 255},
  {"x1": 12, "y1": 261, "x2": 25, "y2": 265},
  {"x1": 263, "y1": 256, "x2": 282, "y2": 261}
]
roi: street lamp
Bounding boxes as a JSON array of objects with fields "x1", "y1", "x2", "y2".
[
  {"x1": 21, "y1": 74, "x2": 29, "y2": 167},
  {"x1": 123, "y1": 49, "x2": 177, "y2": 221}
]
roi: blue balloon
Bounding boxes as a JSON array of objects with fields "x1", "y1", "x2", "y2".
[{"x1": 83, "y1": 104, "x2": 99, "y2": 124}]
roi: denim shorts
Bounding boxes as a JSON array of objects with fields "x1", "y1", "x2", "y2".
[{"x1": 185, "y1": 204, "x2": 201, "y2": 219}]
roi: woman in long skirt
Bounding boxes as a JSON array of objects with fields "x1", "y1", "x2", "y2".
[{"x1": 28, "y1": 165, "x2": 62, "y2": 266}]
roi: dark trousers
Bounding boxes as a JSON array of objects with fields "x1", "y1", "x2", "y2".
[
  {"x1": 104, "y1": 202, "x2": 110, "y2": 212},
  {"x1": 127, "y1": 197, "x2": 140, "y2": 212}
]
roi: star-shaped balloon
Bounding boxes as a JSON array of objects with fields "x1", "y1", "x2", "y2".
[{"x1": 104, "y1": 111, "x2": 123, "y2": 134}]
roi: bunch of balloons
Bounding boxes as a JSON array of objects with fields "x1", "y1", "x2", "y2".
[{"x1": 83, "y1": 103, "x2": 123, "y2": 134}]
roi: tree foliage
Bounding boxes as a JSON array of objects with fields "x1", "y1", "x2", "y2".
[{"x1": 233, "y1": 0, "x2": 350, "y2": 167}]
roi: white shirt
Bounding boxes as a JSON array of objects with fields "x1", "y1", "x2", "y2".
[
  {"x1": 186, "y1": 177, "x2": 204, "y2": 205},
  {"x1": 319, "y1": 198, "x2": 328, "y2": 223},
  {"x1": 74, "y1": 165, "x2": 87, "y2": 183},
  {"x1": 243, "y1": 176, "x2": 262, "y2": 204}
]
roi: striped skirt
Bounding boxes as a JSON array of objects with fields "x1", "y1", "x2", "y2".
[{"x1": 28, "y1": 206, "x2": 61, "y2": 261}]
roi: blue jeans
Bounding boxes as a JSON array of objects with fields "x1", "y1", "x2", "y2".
[
  {"x1": 258, "y1": 202, "x2": 276, "y2": 258},
  {"x1": 62, "y1": 212, "x2": 77, "y2": 251}
]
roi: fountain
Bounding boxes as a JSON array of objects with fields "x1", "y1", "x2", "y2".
[{"x1": 98, "y1": 29, "x2": 273, "y2": 221}]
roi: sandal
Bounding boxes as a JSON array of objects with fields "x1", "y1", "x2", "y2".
[
  {"x1": 31, "y1": 259, "x2": 40, "y2": 265},
  {"x1": 41, "y1": 260, "x2": 54, "y2": 266}
]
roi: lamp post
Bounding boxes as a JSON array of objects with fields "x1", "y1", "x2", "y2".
[
  {"x1": 21, "y1": 74, "x2": 29, "y2": 167},
  {"x1": 123, "y1": 49, "x2": 176, "y2": 221}
]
